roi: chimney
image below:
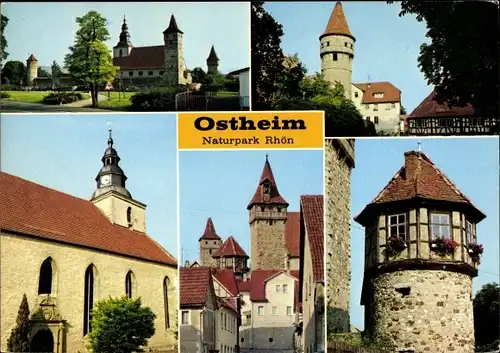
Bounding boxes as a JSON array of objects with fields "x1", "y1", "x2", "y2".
[{"x1": 403, "y1": 151, "x2": 421, "y2": 181}]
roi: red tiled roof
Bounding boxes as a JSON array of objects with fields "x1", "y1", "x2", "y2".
[
  {"x1": 321, "y1": 2, "x2": 354, "y2": 40},
  {"x1": 180, "y1": 267, "x2": 213, "y2": 306},
  {"x1": 408, "y1": 90, "x2": 475, "y2": 118},
  {"x1": 216, "y1": 296, "x2": 238, "y2": 315},
  {"x1": 354, "y1": 151, "x2": 485, "y2": 223},
  {"x1": 199, "y1": 217, "x2": 221, "y2": 241},
  {"x1": 212, "y1": 236, "x2": 248, "y2": 258},
  {"x1": 285, "y1": 212, "x2": 300, "y2": 257},
  {"x1": 212, "y1": 268, "x2": 239, "y2": 296},
  {"x1": 113, "y1": 46, "x2": 165, "y2": 70},
  {"x1": 353, "y1": 82, "x2": 401, "y2": 104},
  {"x1": 27, "y1": 54, "x2": 37, "y2": 62},
  {"x1": 0, "y1": 172, "x2": 177, "y2": 266},
  {"x1": 301, "y1": 195, "x2": 324, "y2": 283},
  {"x1": 247, "y1": 156, "x2": 288, "y2": 209},
  {"x1": 245, "y1": 270, "x2": 299, "y2": 302}
]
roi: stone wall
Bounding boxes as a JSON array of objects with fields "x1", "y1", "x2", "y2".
[
  {"x1": 325, "y1": 139, "x2": 354, "y2": 334},
  {"x1": 200, "y1": 239, "x2": 221, "y2": 267},
  {"x1": 369, "y1": 270, "x2": 474, "y2": 353},
  {"x1": 250, "y1": 218, "x2": 287, "y2": 270}
]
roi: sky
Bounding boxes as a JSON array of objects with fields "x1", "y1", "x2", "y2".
[
  {"x1": 0, "y1": 113, "x2": 178, "y2": 258},
  {"x1": 2, "y1": 2, "x2": 250, "y2": 74},
  {"x1": 349, "y1": 137, "x2": 500, "y2": 330},
  {"x1": 265, "y1": 1, "x2": 431, "y2": 113},
  {"x1": 179, "y1": 150, "x2": 323, "y2": 265}
]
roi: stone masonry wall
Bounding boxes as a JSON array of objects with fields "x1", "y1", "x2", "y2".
[
  {"x1": 250, "y1": 219, "x2": 287, "y2": 270},
  {"x1": 371, "y1": 270, "x2": 474, "y2": 353},
  {"x1": 200, "y1": 239, "x2": 221, "y2": 267},
  {"x1": 325, "y1": 140, "x2": 353, "y2": 333}
]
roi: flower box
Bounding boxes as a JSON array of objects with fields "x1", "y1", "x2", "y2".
[
  {"x1": 430, "y1": 236, "x2": 458, "y2": 256},
  {"x1": 467, "y1": 243, "x2": 484, "y2": 264},
  {"x1": 385, "y1": 235, "x2": 407, "y2": 257}
]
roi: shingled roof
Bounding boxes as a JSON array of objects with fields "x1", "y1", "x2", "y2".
[
  {"x1": 247, "y1": 155, "x2": 288, "y2": 209},
  {"x1": 0, "y1": 172, "x2": 177, "y2": 266},
  {"x1": 212, "y1": 268, "x2": 239, "y2": 296},
  {"x1": 27, "y1": 54, "x2": 38, "y2": 62},
  {"x1": 207, "y1": 45, "x2": 219, "y2": 61},
  {"x1": 180, "y1": 267, "x2": 213, "y2": 307},
  {"x1": 285, "y1": 212, "x2": 300, "y2": 257},
  {"x1": 199, "y1": 217, "x2": 222, "y2": 241},
  {"x1": 353, "y1": 82, "x2": 401, "y2": 104},
  {"x1": 301, "y1": 195, "x2": 324, "y2": 283},
  {"x1": 212, "y1": 236, "x2": 248, "y2": 258},
  {"x1": 113, "y1": 46, "x2": 165, "y2": 70},
  {"x1": 321, "y1": 2, "x2": 354, "y2": 40},
  {"x1": 354, "y1": 151, "x2": 486, "y2": 225},
  {"x1": 408, "y1": 90, "x2": 475, "y2": 118},
  {"x1": 239, "y1": 270, "x2": 300, "y2": 302}
]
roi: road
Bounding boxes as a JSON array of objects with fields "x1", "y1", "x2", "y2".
[{"x1": 1, "y1": 94, "x2": 111, "y2": 113}]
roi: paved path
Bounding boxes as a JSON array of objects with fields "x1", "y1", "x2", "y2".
[{"x1": 1, "y1": 94, "x2": 111, "y2": 113}]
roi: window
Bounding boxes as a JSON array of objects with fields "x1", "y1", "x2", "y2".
[
  {"x1": 431, "y1": 213, "x2": 451, "y2": 239},
  {"x1": 220, "y1": 312, "x2": 223, "y2": 328},
  {"x1": 127, "y1": 207, "x2": 132, "y2": 224},
  {"x1": 466, "y1": 221, "x2": 475, "y2": 244},
  {"x1": 354, "y1": 92, "x2": 359, "y2": 98},
  {"x1": 163, "y1": 277, "x2": 170, "y2": 329},
  {"x1": 148, "y1": 71, "x2": 153, "y2": 76},
  {"x1": 326, "y1": 41, "x2": 330, "y2": 46},
  {"x1": 138, "y1": 71, "x2": 143, "y2": 76},
  {"x1": 373, "y1": 104, "x2": 379, "y2": 111},
  {"x1": 332, "y1": 53, "x2": 338, "y2": 61},
  {"x1": 389, "y1": 214, "x2": 407, "y2": 241},
  {"x1": 366, "y1": 117, "x2": 371, "y2": 122},
  {"x1": 125, "y1": 270, "x2": 135, "y2": 298},
  {"x1": 282, "y1": 284, "x2": 288, "y2": 293},
  {"x1": 272, "y1": 306, "x2": 278, "y2": 315},
  {"x1": 263, "y1": 182, "x2": 271, "y2": 194},
  {"x1": 276, "y1": 284, "x2": 281, "y2": 293},
  {"x1": 364, "y1": 104, "x2": 369, "y2": 109},
  {"x1": 373, "y1": 92, "x2": 384, "y2": 99},
  {"x1": 286, "y1": 306, "x2": 292, "y2": 316},
  {"x1": 83, "y1": 264, "x2": 96, "y2": 335},
  {"x1": 257, "y1": 306, "x2": 264, "y2": 316},
  {"x1": 386, "y1": 104, "x2": 391, "y2": 110},
  {"x1": 38, "y1": 257, "x2": 53, "y2": 294},
  {"x1": 128, "y1": 71, "x2": 133, "y2": 76},
  {"x1": 374, "y1": 116, "x2": 379, "y2": 124},
  {"x1": 181, "y1": 310, "x2": 189, "y2": 325},
  {"x1": 391, "y1": 103, "x2": 396, "y2": 108}
]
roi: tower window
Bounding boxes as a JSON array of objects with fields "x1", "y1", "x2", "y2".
[
  {"x1": 332, "y1": 53, "x2": 338, "y2": 61},
  {"x1": 389, "y1": 213, "x2": 407, "y2": 241},
  {"x1": 127, "y1": 207, "x2": 132, "y2": 224},
  {"x1": 326, "y1": 41, "x2": 330, "y2": 46},
  {"x1": 374, "y1": 116, "x2": 379, "y2": 124},
  {"x1": 209, "y1": 249, "x2": 212, "y2": 254},
  {"x1": 263, "y1": 183, "x2": 271, "y2": 194},
  {"x1": 205, "y1": 241, "x2": 208, "y2": 245},
  {"x1": 430, "y1": 213, "x2": 451, "y2": 239},
  {"x1": 138, "y1": 71, "x2": 143, "y2": 76},
  {"x1": 344, "y1": 42, "x2": 348, "y2": 47}
]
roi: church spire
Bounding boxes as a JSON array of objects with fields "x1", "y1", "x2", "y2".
[
  {"x1": 116, "y1": 15, "x2": 132, "y2": 47},
  {"x1": 91, "y1": 128, "x2": 131, "y2": 200},
  {"x1": 247, "y1": 154, "x2": 288, "y2": 209},
  {"x1": 206, "y1": 45, "x2": 219, "y2": 74},
  {"x1": 163, "y1": 14, "x2": 184, "y2": 34}
]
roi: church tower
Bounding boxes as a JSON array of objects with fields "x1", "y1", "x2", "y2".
[
  {"x1": 199, "y1": 217, "x2": 222, "y2": 267},
  {"x1": 113, "y1": 16, "x2": 133, "y2": 58},
  {"x1": 248, "y1": 155, "x2": 289, "y2": 271},
  {"x1": 206, "y1": 45, "x2": 219, "y2": 74},
  {"x1": 355, "y1": 150, "x2": 485, "y2": 352},
  {"x1": 91, "y1": 128, "x2": 147, "y2": 233},
  {"x1": 26, "y1": 54, "x2": 38, "y2": 86},
  {"x1": 163, "y1": 15, "x2": 192, "y2": 86},
  {"x1": 320, "y1": 1, "x2": 355, "y2": 99}
]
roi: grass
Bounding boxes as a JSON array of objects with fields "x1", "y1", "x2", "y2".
[
  {"x1": 1, "y1": 91, "x2": 90, "y2": 104},
  {"x1": 216, "y1": 91, "x2": 238, "y2": 96},
  {"x1": 98, "y1": 91, "x2": 132, "y2": 111}
]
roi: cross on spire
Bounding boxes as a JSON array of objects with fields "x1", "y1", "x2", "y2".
[{"x1": 265, "y1": 153, "x2": 269, "y2": 161}]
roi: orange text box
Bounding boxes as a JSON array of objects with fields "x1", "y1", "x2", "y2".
[{"x1": 178, "y1": 111, "x2": 324, "y2": 149}]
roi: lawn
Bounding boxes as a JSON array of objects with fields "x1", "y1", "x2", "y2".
[
  {"x1": 98, "y1": 91, "x2": 133, "y2": 111},
  {"x1": 1, "y1": 91, "x2": 90, "y2": 104}
]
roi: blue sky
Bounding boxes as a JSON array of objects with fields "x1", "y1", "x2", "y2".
[
  {"x1": 179, "y1": 150, "x2": 323, "y2": 265},
  {"x1": 350, "y1": 137, "x2": 500, "y2": 330},
  {"x1": 3, "y1": 2, "x2": 250, "y2": 74},
  {"x1": 1, "y1": 114, "x2": 178, "y2": 257},
  {"x1": 265, "y1": 1, "x2": 431, "y2": 113}
]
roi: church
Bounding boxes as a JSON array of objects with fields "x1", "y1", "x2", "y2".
[
  {"x1": 180, "y1": 155, "x2": 325, "y2": 353},
  {"x1": 0, "y1": 129, "x2": 178, "y2": 353}
]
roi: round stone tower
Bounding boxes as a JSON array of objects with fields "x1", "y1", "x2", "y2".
[
  {"x1": 26, "y1": 54, "x2": 38, "y2": 86},
  {"x1": 319, "y1": 1, "x2": 355, "y2": 99},
  {"x1": 355, "y1": 150, "x2": 486, "y2": 353}
]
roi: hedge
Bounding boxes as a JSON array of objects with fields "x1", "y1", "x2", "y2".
[{"x1": 42, "y1": 92, "x2": 84, "y2": 105}]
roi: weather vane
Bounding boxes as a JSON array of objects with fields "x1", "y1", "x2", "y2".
[
  {"x1": 107, "y1": 121, "x2": 113, "y2": 137},
  {"x1": 417, "y1": 140, "x2": 422, "y2": 152}
]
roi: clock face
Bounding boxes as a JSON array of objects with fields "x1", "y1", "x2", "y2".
[{"x1": 100, "y1": 175, "x2": 111, "y2": 186}]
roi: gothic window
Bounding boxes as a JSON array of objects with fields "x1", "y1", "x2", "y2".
[
  {"x1": 138, "y1": 71, "x2": 143, "y2": 76},
  {"x1": 466, "y1": 220, "x2": 475, "y2": 244},
  {"x1": 119, "y1": 49, "x2": 123, "y2": 57},
  {"x1": 163, "y1": 277, "x2": 170, "y2": 328},
  {"x1": 83, "y1": 264, "x2": 96, "y2": 335},
  {"x1": 125, "y1": 270, "x2": 135, "y2": 298},
  {"x1": 332, "y1": 53, "x2": 338, "y2": 61},
  {"x1": 38, "y1": 257, "x2": 53, "y2": 294},
  {"x1": 129, "y1": 71, "x2": 133, "y2": 76},
  {"x1": 148, "y1": 71, "x2": 153, "y2": 76},
  {"x1": 430, "y1": 213, "x2": 451, "y2": 239},
  {"x1": 389, "y1": 213, "x2": 407, "y2": 241},
  {"x1": 127, "y1": 207, "x2": 132, "y2": 224},
  {"x1": 374, "y1": 116, "x2": 379, "y2": 125}
]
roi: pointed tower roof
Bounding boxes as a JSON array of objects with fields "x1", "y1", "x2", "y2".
[
  {"x1": 320, "y1": 1, "x2": 354, "y2": 40},
  {"x1": 199, "y1": 217, "x2": 222, "y2": 241},
  {"x1": 207, "y1": 45, "x2": 219, "y2": 61},
  {"x1": 115, "y1": 15, "x2": 132, "y2": 48},
  {"x1": 354, "y1": 150, "x2": 486, "y2": 225},
  {"x1": 27, "y1": 54, "x2": 38, "y2": 62},
  {"x1": 163, "y1": 14, "x2": 183, "y2": 34},
  {"x1": 212, "y1": 236, "x2": 248, "y2": 258},
  {"x1": 247, "y1": 154, "x2": 288, "y2": 209}
]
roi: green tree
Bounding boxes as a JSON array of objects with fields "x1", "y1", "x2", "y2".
[
  {"x1": 6, "y1": 293, "x2": 30, "y2": 352},
  {"x1": 38, "y1": 67, "x2": 50, "y2": 77},
  {"x1": 0, "y1": 14, "x2": 9, "y2": 63},
  {"x1": 64, "y1": 11, "x2": 119, "y2": 107},
  {"x1": 89, "y1": 296, "x2": 156, "y2": 353},
  {"x1": 400, "y1": 105, "x2": 407, "y2": 115},
  {"x1": 474, "y1": 282, "x2": 500, "y2": 351},
  {"x1": 1, "y1": 60, "x2": 26, "y2": 85},
  {"x1": 51, "y1": 61, "x2": 62, "y2": 77},
  {"x1": 190, "y1": 67, "x2": 207, "y2": 84},
  {"x1": 273, "y1": 53, "x2": 306, "y2": 101},
  {"x1": 251, "y1": 1, "x2": 286, "y2": 109},
  {"x1": 389, "y1": 1, "x2": 498, "y2": 117}
]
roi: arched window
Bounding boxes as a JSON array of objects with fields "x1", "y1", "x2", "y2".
[
  {"x1": 163, "y1": 277, "x2": 170, "y2": 328},
  {"x1": 125, "y1": 270, "x2": 135, "y2": 298},
  {"x1": 38, "y1": 257, "x2": 53, "y2": 294},
  {"x1": 84, "y1": 264, "x2": 96, "y2": 335},
  {"x1": 127, "y1": 207, "x2": 132, "y2": 224}
]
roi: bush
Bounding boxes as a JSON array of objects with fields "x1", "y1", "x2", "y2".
[
  {"x1": 1, "y1": 84, "x2": 20, "y2": 91},
  {"x1": 130, "y1": 87, "x2": 185, "y2": 111},
  {"x1": 0, "y1": 91, "x2": 11, "y2": 99},
  {"x1": 42, "y1": 92, "x2": 84, "y2": 105},
  {"x1": 126, "y1": 85, "x2": 140, "y2": 92}
]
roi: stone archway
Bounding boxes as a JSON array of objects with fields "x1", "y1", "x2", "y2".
[{"x1": 30, "y1": 329, "x2": 54, "y2": 353}]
